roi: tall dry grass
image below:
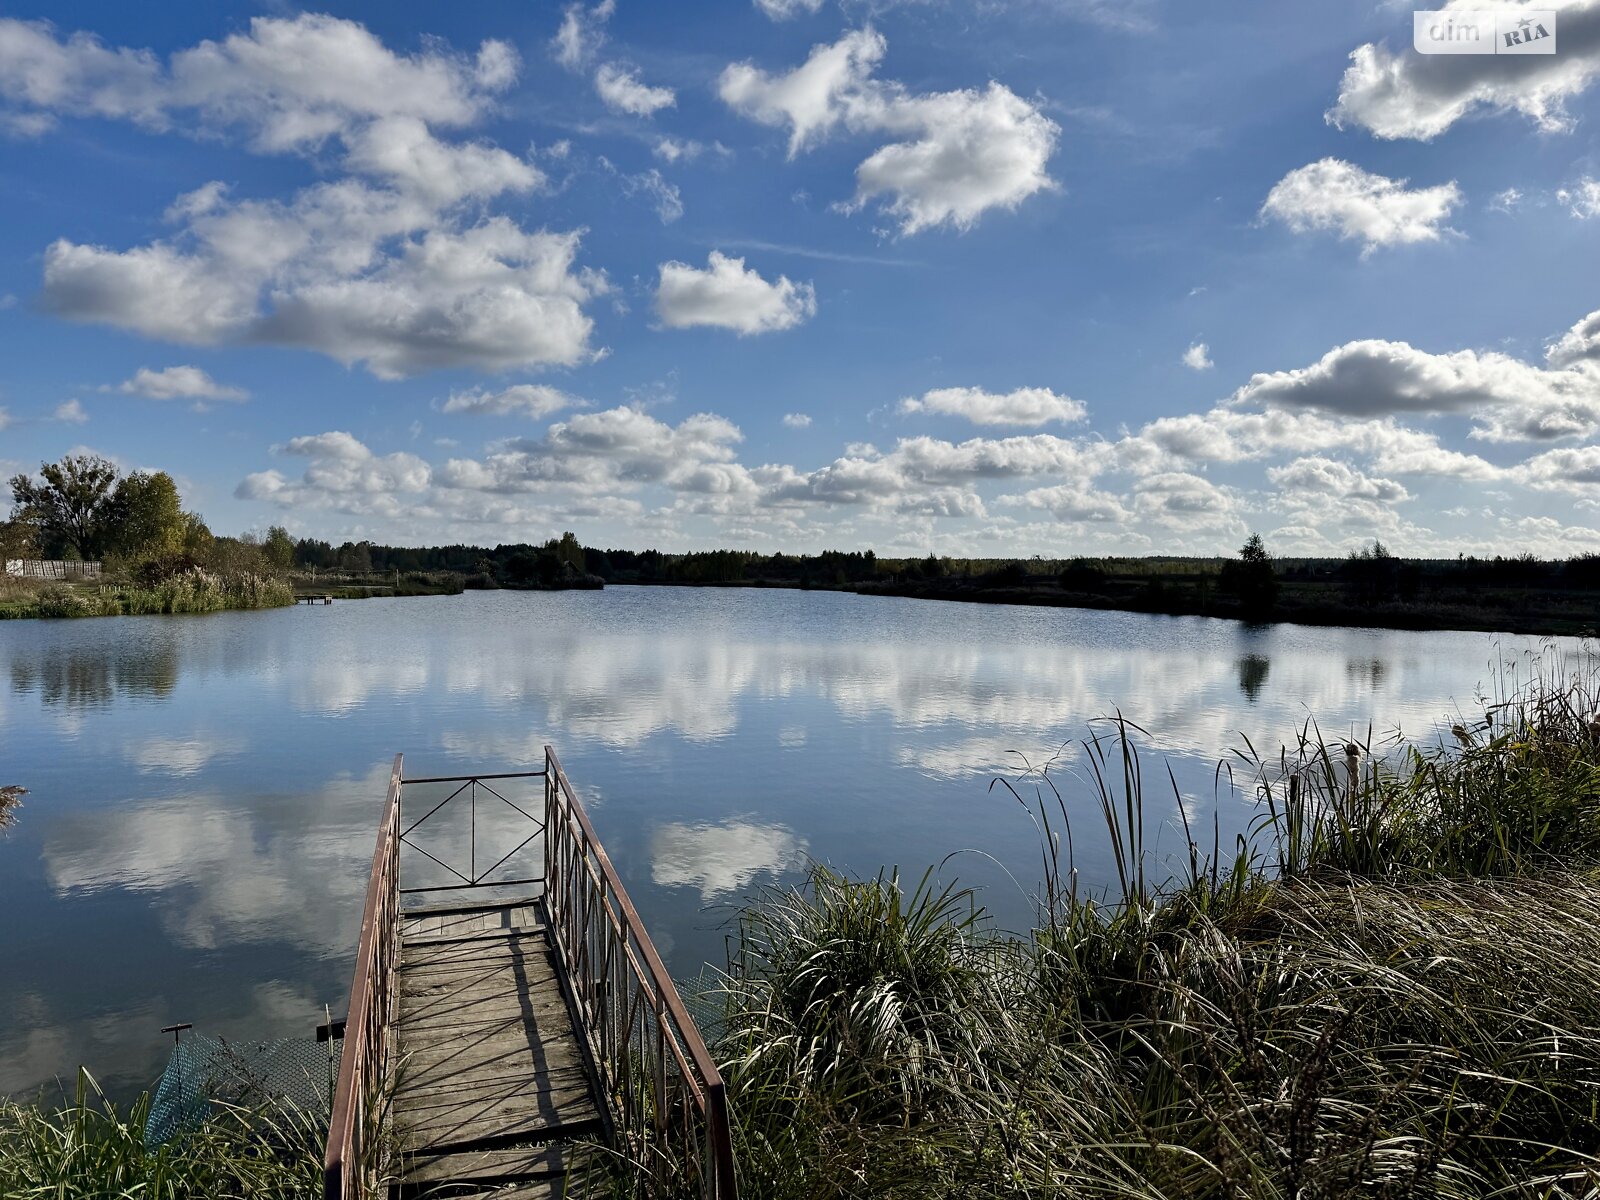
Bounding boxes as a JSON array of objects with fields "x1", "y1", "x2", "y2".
[{"x1": 712, "y1": 659, "x2": 1600, "y2": 1198}]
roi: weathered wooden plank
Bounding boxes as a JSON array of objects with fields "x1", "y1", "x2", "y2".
[
  {"x1": 394, "y1": 1065, "x2": 591, "y2": 1107},
  {"x1": 399, "y1": 965, "x2": 564, "y2": 1000},
  {"x1": 401, "y1": 935, "x2": 553, "y2": 967},
  {"x1": 398, "y1": 1028, "x2": 588, "y2": 1078},
  {"x1": 400, "y1": 1006, "x2": 579, "y2": 1048},
  {"x1": 389, "y1": 892, "x2": 601, "y2": 1194},
  {"x1": 398, "y1": 979, "x2": 568, "y2": 1023},
  {"x1": 400, "y1": 972, "x2": 561, "y2": 1003},
  {"x1": 396, "y1": 1089, "x2": 601, "y2": 1150},
  {"x1": 401, "y1": 1144, "x2": 572, "y2": 1186},
  {"x1": 400, "y1": 896, "x2": 544, "y2": 920},
  {"x1": 402, "y1": 913, "x2": 442, "y2": 939},
  {"x1": 401, "y1": 949, "x2": 559, "y2": 980},
  {"x1": 406, "y1": 928, "x2": 550, "y2": 953},
  {"x1": 400, "y1": 1041, "x2": 586, "y2": 1077},
  {"x1": 403, "y1": 927, "x2": 549, "y2": 957}
]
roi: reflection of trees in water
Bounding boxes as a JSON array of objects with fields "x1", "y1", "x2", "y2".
[
  {"x1": 1237, "y1": 654, "x2": 1271, "y2": 702},
  {"x1": 1346, "y1": 657, "x2": 1387, "y2": 689},
  {"x1": 8, "y1": 637, "x2": 181, "y2": 706}
]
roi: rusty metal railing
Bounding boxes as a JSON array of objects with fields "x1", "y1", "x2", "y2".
[
  {"x1": 397, "y1": 770, "x2": 548, "y2": 894},
  {"x1": 323, "y1": 755, "x2": 403, "y2": 1200},
  {"x1": 325, "y1": 749, "x2": 736, "y2": 1198},
  {"x1": 543, "y1": 745, "x2": 738, "y2": 1199}
]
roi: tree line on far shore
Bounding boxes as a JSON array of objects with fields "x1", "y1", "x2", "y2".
[{"x1": 10, "y1": 452, "x2": 1595, "y2": 631}]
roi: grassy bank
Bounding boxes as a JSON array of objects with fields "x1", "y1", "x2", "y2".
[
  {"x1": 0, "y1": 569, "x2": 293, "y2": 620},
  {"x1": 711, "y1": 666, "x2": 1600, "y2": 1197},
  {"x1": 0, "y1": 1071, "x2": 320, "y2": 1200}
]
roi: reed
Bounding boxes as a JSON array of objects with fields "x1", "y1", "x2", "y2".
[
  {"x1": 712, "y1": 661, "x2": 1600, "y2": 1198},
  {"x1": 0, "y1": 1069, "x2": 322, "y2": 1200},
  {"x1": 0, "y1": 568, "x2": 294, "y2": 619}
]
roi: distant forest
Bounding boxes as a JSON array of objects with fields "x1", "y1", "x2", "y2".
[
  {"x1": 289, "y1": 531, "x2": 1600, "y2": 635},
  {"x1": 291, "y1": 530, "x2": 1600, "y2": 591}
]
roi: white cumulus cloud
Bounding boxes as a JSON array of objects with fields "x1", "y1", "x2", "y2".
[
  {"x1": 1261, "y1": 159, "x2": 1461, "y2": 253},
  {"x1": 1268, "y1": 456, "x2": 1411, "y2": 504},
  {"x1": 900, "y1": 386, "x2": 1086, "y2": 426},
  {"x1": 1232, "y1": 337, "x2": 1600, "y2": 442},
  {"x1": 594, "y1": 62, "x2": 674, "y2": 116},
  {"x1": 753, "y1": 0, "x2": 827, "y2": 19},
  {"x1": 1183, "y1": 342, "x2": 1213, "y2": 371},
  {"x1": 654, "y1": 251, "x2": 816, "y2": 335},
  {"x1": 16, "y1": 15, "x2": 602, "y2": 380},
  {"x1": 782, "y1": 412, "x2": 812, "y2": 428},
  {"x1": 236, "y1": 430, "x2": 432, "y2": 516},
  {"x1": 0, "y1": 14, "x2": 518, "y2": 151},
  {"x1": 1328, "y1": 1, "x2": 1600, "y2": 140},
  {"x1": 720, "y1": 29, "x2": 1059, "y2": 235},
  {"x1": 1549, "y1": 307, "x2": 1600, "y2": 367},
  {"x1": 119, "y1": 365, "x2": 248, "y2": 401}
]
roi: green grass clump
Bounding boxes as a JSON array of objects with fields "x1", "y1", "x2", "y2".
[
  {"x1": 0, "y1": 1070, "x2": 321, "y2": 1200},
  {"x1": 713, "y1": 661, "x2": 1600, "y2": 1198}
]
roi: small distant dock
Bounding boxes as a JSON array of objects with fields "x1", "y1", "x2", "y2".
[
  {"x1": 295, "y1": 595, "x2": 333, "y2": 605},
  {"x1": 324, "y1": 750, "x2": 735, "y2": 1200}
]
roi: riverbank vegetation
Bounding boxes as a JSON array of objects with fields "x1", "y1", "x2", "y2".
[
  {"x1": 0, "y1": 1071, "x2": 320, "y2": 1200},
  {"x1": 710, "y1": 664, "x2": 1600, "y2": 1197},
  {"x1": 0, "y1": 785, "x2": 23, "y2": 829},
  {"x1": 3, "y1": 455, "x2": 294, "y2": 619}
]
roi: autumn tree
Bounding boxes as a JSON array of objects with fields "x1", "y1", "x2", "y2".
[
  {"x1": 106, "y1": 470, "x2": 187, "y2": 562},
  {"x1": 8, "y1": 454, "x2": 119, "y2": 559}
]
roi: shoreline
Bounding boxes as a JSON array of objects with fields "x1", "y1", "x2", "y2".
[
  {"x1": 7, "y1": 569, "x2": 1594, "y2": 639},
  {"x1": 607, "y1": 576, "x2": 1600, "y2": 639}
]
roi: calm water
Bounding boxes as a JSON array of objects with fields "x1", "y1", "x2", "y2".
[{"x1": 0, "y1": 587, "x2": 1584, "y2": 1100}]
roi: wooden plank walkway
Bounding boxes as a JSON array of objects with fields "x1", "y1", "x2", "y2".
[{"x1": 391, "y1": 898, "x2": 603, "y2": 1199}]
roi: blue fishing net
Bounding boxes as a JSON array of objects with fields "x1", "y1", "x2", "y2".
[{"x1": 144, "y1": 1032, "x2": 340, "y2": 1149}]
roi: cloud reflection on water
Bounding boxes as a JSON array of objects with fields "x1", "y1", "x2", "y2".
[
  {"x1": 650, "y1": 818, "x2": 808, "y2": 901},
  {"x1": 2, "y1": 590, "x2": 1586, "y2": 1105}
]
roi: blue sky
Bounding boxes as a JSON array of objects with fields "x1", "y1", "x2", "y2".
[{"x1": 2, "y1": 0, "x2": 1599, "y2": 556}]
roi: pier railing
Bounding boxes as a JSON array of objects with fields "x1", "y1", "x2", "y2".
[
  {"x1": 325, "y1": 748, "x2": 736, "y2": 1199},
  {"x1": 544, "y1": 745, "x2": 738, "y2": 1200},
  {"x1": 396, "y1": 769, "x2": 547, "y2": 894},
  {"x1": 323, "y1": 755, "x2": 403, "y2": 1200}
]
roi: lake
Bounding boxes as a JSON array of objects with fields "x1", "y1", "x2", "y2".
[{"x1": 0, "y1": 586, "x2": 1584, "y2": 1101}]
